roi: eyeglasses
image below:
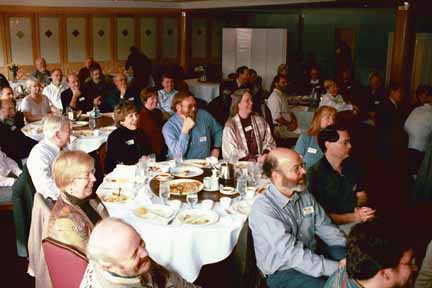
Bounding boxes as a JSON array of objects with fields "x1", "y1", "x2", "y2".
[
  {"x1": 74, "y1": 169, "x2": 96, "y2": 181},
  {"x1": 289, "y1": 162, "x2": 306, "y2": 174}
]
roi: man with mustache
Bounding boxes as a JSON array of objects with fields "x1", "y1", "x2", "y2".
[
  {"x1": 249, "y1": 148, "x2": 346, "y2": 288},
  {"x1": 81, "y1": 217, "x2": 198, "y2": 288}
]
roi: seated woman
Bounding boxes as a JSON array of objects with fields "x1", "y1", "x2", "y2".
[
  {"x1": 222, "y1": 89, "x2": 276, "y2": 162},
  {"x1": 137, "y1": 87, "x2": 167, "y2": 161},
  {"x1": 319, "y1": 80, "x2": 356, "y2": 113},
  {"x1": 105, "y1": 102, "x2": 150, "y2": 174},
  {"x1": 21, "y1": 78, "x2": 52, "y2": 123},
  {"x1": 47, "y1": 150, "x2": 109, "y2": 253},
  {"x1": 294, "y1": 106, "x2": 337, "y2": 169}
]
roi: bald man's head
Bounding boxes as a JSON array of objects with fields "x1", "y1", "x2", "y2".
[{"x1": 262, "y1": 148, "x2": 299, "y2": 178}]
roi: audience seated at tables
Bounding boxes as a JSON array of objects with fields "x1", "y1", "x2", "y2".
[
  {"x1": 294, "y1": 106, "x2": 337, "y2": 169},
  {"x1": 83, "y1": 64, "x2": 112, "y2": 112},
  {"x1": 0, "y1": 98, "x2": 37, "y2": 162},
  {"x1": 21, "y1": 78, "x2": 52, "y2": 123},
  {"x1": 42, "y1": 68, "x2": 67, "y2": 111},
  {"x1": 0, "y1": 147, "x2": 22, "y2": 204},
  {"x1": 31, "y1": 57, "x2": 51, "y2": 87},
  {"x1": 78, "y1": 57, "x2": 101, "y2": 86},
  {"x1": 307, "y1": 124, "x2": 375, "y2": 233},
  {"x1": 235, "y1": 66, "x2": 250, "y2": 90},
  {"x1": 416, "y1": 239, "x2": 432, "y2": 288},
  {"x1": 104, "y1": 72, "x2": 141, "y2": 112},
  {"x1": 61, "y1": 73, "x2": 93, "y2": 113},
  {"x1": 48, "y1": 150, "x2": 109, "y2": 253},
  {"x1": 320, "y1": 80, "x2": 356, "y2": 113},
  {"x1": 162, "y1": 91, "x2": 222, "y2": 160},
  {"x1": 207, "y1": 80, "x2": 237, "y2": 126},
  {"x1": 137, "y1": 87, "x2": 167, "y2": 161},
  {"x1": 81, "y1": 218, "x2": 198, "y2": 288},
  {"x1": 303, "y1": 66, "x2": 324, "y2": 96},
  {"x1": 126, "y1": 46, "x2": 153, "y2": 90},
  {"x1": 222, "y1": 89, "x2": 275, "y2": 162},
  {"x1": 157, "y1": 73, "x2": 177, "y2": 115},
  {"x1": 325, "y1": 220, "x2": 415, "y2": 288},
  {"x1": 27, "y1": 115, "x2": 71, "y2": 201},
  {"x1": 105, "y1": 102, "x2": 150, "y2": 174},
  {"x1": 366, "y1": 72, "x2": 386, "y2": 119},
  {"x1": 267, "y1": 75, "x2": 298, "y2": 138},
  {"x1": 249, "y1": 148, "x2": 346, "y2": 288},
  {"x1": 1, "y1": 86, "x2": 14, "y2": 100}
]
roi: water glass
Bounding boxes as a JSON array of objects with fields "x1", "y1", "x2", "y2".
[
  {"x1": 159, "y1": 181, "x2": 170, "y2": 205},
  {"x1": 186, "y1": 192, "x2": 198, "y2": 209},
  {"x1": 148, "y1": 153, "x2": 156, "y2": 165},
  {"x1": 174, "y1": 150, "x2": 183, "y2": 167}
]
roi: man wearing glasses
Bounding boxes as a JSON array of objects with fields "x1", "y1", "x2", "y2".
[{"x1": 249, "y1": 148, "x2": 346, "y2": 288}]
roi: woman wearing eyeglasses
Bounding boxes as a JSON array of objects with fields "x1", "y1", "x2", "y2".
[{"x1": 47, "y1": 150, "x2": 109, "y2": 253}]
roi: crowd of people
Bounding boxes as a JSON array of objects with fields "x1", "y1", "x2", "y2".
[{"x1": 0, "y1": 48, "x2": 431, "y2": 288}]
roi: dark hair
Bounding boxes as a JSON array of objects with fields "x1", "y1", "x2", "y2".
[
  {"x1": 171, "y1": 91, "x2": 194, "y2": 112},
  {"x1": 271, "y1": 75, "x2": 288, "y2": 91},
  {"x1": 249, "y1": 69, "x2": 257, "y2": 76},
  {"x1": 161, "y1": 73, "x2": 174, "y2": 82},
  {"x1": 262, "y1": 154, "x2": 278, "y2": 179},
  {"x1": 416, "y1": 84, "x2": 432, "y2": 98},
  {"x1": 236, "y1": 66, "x2": 249, "y2": 76},
  {"x1": 389, "y1": 82, "x2": 401, "y2": 93},
  {"x1": 317, "y1": 124, "x2": 348, "y2": 152},
  {"x1": 140, "y1": 87, "x2": 158, "y2": 104},
  {"x1": 89, "y1": 63, "x2": 102, "y2": 74},
  {"x1": 347, "y1": 220, "x2": 412, "y2": 280}
]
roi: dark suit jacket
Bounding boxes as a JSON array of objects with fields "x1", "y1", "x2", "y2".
[{"x1": 61, "y1": 88, "x2": 93, "y2": 113}]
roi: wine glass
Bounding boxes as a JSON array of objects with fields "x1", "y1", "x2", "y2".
[
  {"x1": 186, "y1": 192, "x2": 198, "y2": 209},
  {"x1": 159, "y1": 181, "x2": 170, "y2": 205}
]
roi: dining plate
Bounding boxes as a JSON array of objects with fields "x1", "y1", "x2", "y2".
[
  {"x1": 169, "y1": 179, "x2": 203, "y2": 195},
  {"x1": 183, "y1": 159, "x2": 209, "y2": 168},
  {"x1": 176, "y1": 209, "x2": 219, "y2": 226},
  {"x1": 133, "y1": 204, "x2": 175, "y2": 224},
  {"x1": 98, "y1": 188, "x2": 131, "y2": 203},
  {"x1": 236, "y1": 161, "x2": 250, "y2": 170},
  {"x1": 231, "y1": 200, "x2": 252, "y2": 216},
  {"x1": 72, "y1": 129, "x2": 96, "y2": 138},
  {"x1": 171, "y1": 166, "x2": 203, "y2": 178},
  {"x1": 100, "y1": 126, "x2": 117, "y2": 134},
  {"x1": 72, "y1": 121, "x2": 88, "y2": 128},
  {"x1": 219, "y1": 186, "x2": 237, "y2": 195}
]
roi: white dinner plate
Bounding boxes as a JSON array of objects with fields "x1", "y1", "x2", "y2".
[
  {"x1": 183, "y1": 159, "x2": 209, "y2": 168},
  {"x1": 132, "y1": 204, "x2": 175, "y2": 224},
  {"x1": 231, "y1": 200, "x2": 252, "y2": 216},
  {"x1": 72, "y1": 121, "x2": 88, "y2": 128},
  {"x1": 169, "y1": 179, "x2": 203, "y2": 195},
  {"x1": 176, "y1": 209, "x2": 219, "y2": 226},
  {"x1": 219, "y1": 186, "x2": 237, "y2": 195},
  {"x1": 98, "y1": 187, "x2": 135, "y2": 204},
  {"x1": 100, "y1": 126, "x2": 117, "y2": 134},
  {"x1": 171, "y1": 166, "x2": 203, "y2": 178}
]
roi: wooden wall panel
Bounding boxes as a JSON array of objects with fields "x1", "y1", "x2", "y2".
[
  {"x1": 9, "y1": 16, "x2": 33, "y2": 65},
  {"x1": 39, "y1": 16, "x2": 61, "y2": 64},
  {"x1": 140, "y1": 16, "x2": 157, "y2": 60},
  {"x1": 116, "y1": 17, "x2": 135, "y2": 61},
  {"x1": 92, "y1": 16, "x2": 111, "y2": 62},
  {"x1": 66, "y1": 16, "x2": 87, "y2": 63}
]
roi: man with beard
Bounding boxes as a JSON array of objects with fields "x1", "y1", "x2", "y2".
[
  {"x1": 249, "y1": 148, "x2": 346, "y2": 288},
  {"x1": 81, "y1": 218, "x2": 198, "y2": 288},
  {"x1": 325, "y1": 220, "x2": 416, "y2": 288},
  {"x1": 162, "y1": 91, "x2": 222, "y2": 160},
  {"x1": 83, "y1": 64, "x2": 113, "y2": 112}
]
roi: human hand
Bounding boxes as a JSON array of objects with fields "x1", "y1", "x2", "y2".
[
  {"x1": 181, "y1": 116, "x2": 195, "y2": 133},
  {"x1": 72, "y1": 89, "x2": 81, "y2": 99},
  {"x1": 257, "y1": 154, "x2": 267, "y2": 165},
  {"x1": 338, "y1": 258, "x2": 346, "y2": 268},
  {"x1": 354, "y1": 207, "x2": 376, "y2": 222},
  {"x1": 93, "y1": 96, "x2": 102, "y2": 106},
  {"x1": 210, "y1": 148, "x2": 220, "y2": 158}
]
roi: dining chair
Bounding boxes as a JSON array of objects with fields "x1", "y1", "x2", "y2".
[{"x1": 42, "y1": 237, "x2": 88, "y2": 288}]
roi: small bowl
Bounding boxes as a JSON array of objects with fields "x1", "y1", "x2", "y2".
[
  {"x1": 156, "y1": 172, "x2": 171, "y2": 182},
  {"x1": 220, "y1": 186, "x2": 236, "y2": 195}
]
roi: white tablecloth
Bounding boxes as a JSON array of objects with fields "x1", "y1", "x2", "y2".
[
  {"x1": 289, "y1": 105, "x2": 316, "y2": 131},
  {"x1": 184, "y1": 78, "x2": 219, "y2": 103}
]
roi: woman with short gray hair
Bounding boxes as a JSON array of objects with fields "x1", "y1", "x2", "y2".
[{"x1": 21, "y1": 77, "x2": 52, "y2": 123}]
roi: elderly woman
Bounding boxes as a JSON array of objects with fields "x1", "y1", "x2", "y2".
[
  {"x1": 294, "y1": 106, "x2": 337, "y2": 169},
  {"x1": 319, "y1": 80, "x2": 355, "y2": 112},
  {"x1": 222, "y1": 89, "x2": 275, "y2": 161},
  {"x1": 47, "y1": 150, "x2": 109, "y2": 253},
  {"x1": 105, "y1": 102, "x2": 150, "y2": 173},
  {"x1": 21, "y1": 78, "x2": 52, "y2": 123},
  {"x1": 137, "y1": 87, "x2": 167, "y2": 161}
]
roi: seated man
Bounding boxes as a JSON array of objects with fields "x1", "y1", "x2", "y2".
[
  {"x1": 0, "y1": 98, "x2": 37, "y2": 162},
  {"x1": 235, "y1": 66, "x2": 250, "y2": 89},
  {"x1": 249, "y1": 148, "x2": 346, "y2": 288},
  {"x1": 81, "y1": 217, "x2": 198, "y2": 288},
  {"x1": 42, "y1": 68, "x2": 67, "y2": 111},
  {"x1": 78, "y1": 57, "x2": 101, "y2": 85},
  {"x1": 61, "y1": 73, "x2": 93, "y2": 113},
  {"x1": 0, "y1": 147, "x2": 22, "y2": 204},
  {"x1": 104, "y1": 72, "x2": 140, "y2": 112},
  {"x1": 1, "y1": 86, "x2": 14, "y2": 100},
  {"x1": 162, "y1": 92, "x2": 222, "y2": 160},
  {"x1": 27, "y1": 115, "x2": 71, "y2": 200},
  {"x1": 267, "y1": 75, "x2": 298, "y2": 138},
  {"x1": 303, "y1": 66, "x2": 324, "y2": 95},
  {"x1": 82, "y1": 64, "x2": 112, "y2": 112},
  {"x1": 157, "y1": 73, "x2": 177, "y2": 115},
  {"x1": 31, "y1": 57, "x2": 51, "y2": 86},
  {"x1": 307, "y1": 124, "x2": 375, "y2": 233},
  {"x1": 325, "y1": 220, "x2": 416, "y2": 288}
]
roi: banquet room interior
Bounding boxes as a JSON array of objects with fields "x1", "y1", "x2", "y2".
[{"x1": 1, "y1": 0, "x2": 432, "y2": 287}]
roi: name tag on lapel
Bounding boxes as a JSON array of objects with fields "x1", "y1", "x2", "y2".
[
  {"x1": 199, "y1": 136, "x2": 207, "y2": 142},
  {"x1": 128, "y1": 97, "x2": 134, "y2": 101},
  {"x1": 303, "y1": 206, "x2": 314, "y2": 216},
  {"x1": 374, "y1": 101, "x2": 380, "y2": 105},
  {"x1": 244, "y1": 126, "x2": 253, "y2": 132},
  {"x1": 307, "y1": 147, "x2": 317, "y2": 154},
  {"x1": 79, "y1": 97, "x2": 85, "y2": 102},
  {"x1": 126, "y1": 139, "x2": 135, "y2": 145}
]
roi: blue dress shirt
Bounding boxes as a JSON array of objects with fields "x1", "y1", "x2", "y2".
[{"x1": 157, "y1": 89, "x2": 177, "y2": 113}]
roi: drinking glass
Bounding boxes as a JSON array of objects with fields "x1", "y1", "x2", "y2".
[
  {"x1": 148, "y1": 153, "x2": 156, "y2": 165},
  {"x1": 159, "y1": 181, "x2": 170, "y2": 205},
  {"x1": 186, "y1": 192, "x2": 198, "y2": 209},
  {"x1": 174, "y1": 150, "x2": 183, "y2": 167}
]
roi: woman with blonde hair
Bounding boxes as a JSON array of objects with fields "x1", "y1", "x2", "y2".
[
  {"x1": 294, "y1": 105, "x2": 337, "y2": 169},
  {"x1": 21, "y1": 77, "x2": 52, "y2": 123},
  {"x1": 319, "y1": 80, "x2": 354, "y2": 112},
  {"x1": 105, "y1": 102, "x2": 150, "y2": 173},
  {"x1": 47, "y1": 150, "x2": 109, "y2": 253}
]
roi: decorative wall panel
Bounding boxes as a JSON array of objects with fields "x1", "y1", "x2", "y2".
[
  {"x1": 92, "y1": 16, "x2": 111, "y2": 62},
  {"x1": 191, "y1": 18, "x2": 207, "y2": 59},
  {"x1": 66, "y1": 17, "x2": 87, "y2": 63},
  {"x1": 9, "y1": 17, "x2": 33, "y2": 65},
  {"x1": 39, "y1": 16, "x2": 60, "y2": 64},
  {"x1": 116, "y1": 17, "x2": 134, "y2": 61},
  {"x1": 211, "y1": 19, "x2": 224, "y2": 59},
  {"x1": 161, "y1": 17, "x2": 178, "y2": 59},
  {"x1": 140, "y1": 17, "x2": 157, "y2": 59}
]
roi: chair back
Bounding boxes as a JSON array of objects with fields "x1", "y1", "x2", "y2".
[{"x1": 42, "y1": 237, "x2": 88, "y2": 288}]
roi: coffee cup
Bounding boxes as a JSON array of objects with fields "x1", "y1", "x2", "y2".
[
  {"x1": 220, "y1": 197, "x2": 232, "y2": 209},
  {"x1": 246, "y1": 187, "x2": 256, "y2": 200}
]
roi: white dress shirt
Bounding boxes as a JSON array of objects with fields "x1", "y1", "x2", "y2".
[
  {"x1": 27, "y1": 138, "x2": 61, "y2": 200},
  {"x1": 319, "y1": 93, "x2": 353, "y2": 112},
  {"x1": 0, "y1": 148, "x2": 22, "y2": 187},
  {"x1": 43, "y1": 82, "x2": 68, "y2": 110},
  {"x1": 266, "y1": 89, "x2": 292, "y2": 125},
  {"x1": 405, "y1": 103, "x2": 432, "y2": 152}
]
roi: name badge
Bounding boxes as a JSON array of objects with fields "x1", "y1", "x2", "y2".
[
  {"x1": 11, "y1": 125, "x2": 16, "y2": 131},
  {"x1": 307, "y1": 147, "x2": 317, "y2": 154},
  {"x1": 128, "y1": 97, "x2": 134, "y2": 101},
  {"x1": 199, "y1": 136, "x2": 207, "y2": 142},
  {"x1": 79, "y1": 97, "x2": 85, "y2": 102},
  {"x1": 374, "y1": 101, "x2": 380, "y2": 105},
  {"x1": 126, "y1": 139, "x2": 135, "y2": 145},
  {"x1": 303, "y1": 206, "x2": 314, "y2": 216},
  {"x1": 244, "y1": 126, "x2": 253, "y2": 132}
]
